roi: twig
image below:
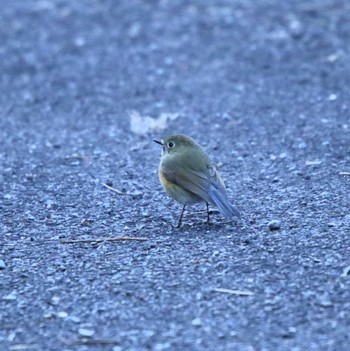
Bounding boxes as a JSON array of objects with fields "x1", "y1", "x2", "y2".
[
  {"x1": 61, "y1": 338, "x2": 119, "y2": 346},
  {"x1": 213, "y1": 288, "x2": 254, "y2": 296},
  {"x1": 9, "y1": 345, "x2": 40, "y2": 351},
  {"x1": 339, "y1": 171, "x2": 350, "y2": 176},
  {"x1": 102, "y1": 182, "x2": 137, "y2": 196},
  {"x1": 61, "y1": 237, "x2": 149, "y2": 244}
]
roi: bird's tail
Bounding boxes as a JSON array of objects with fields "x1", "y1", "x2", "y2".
[{"x1": 209, "y1": 185, "x2": 241, "y2": 219}]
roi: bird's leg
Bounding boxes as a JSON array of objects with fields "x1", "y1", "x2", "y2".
[
  {"x1": 175, "y1": 204, "x2": 186, "y2": 228},
  {"x1": 206, "y1": 202, "x2": 211, "y2": 224}
]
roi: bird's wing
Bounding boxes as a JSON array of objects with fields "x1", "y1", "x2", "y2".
[
  {"x1": 162, "y1": 160, "x2": 240, "y2": 218},
  {"x1": 161, "y1": 161, "x2": 212, "y2": 203}
]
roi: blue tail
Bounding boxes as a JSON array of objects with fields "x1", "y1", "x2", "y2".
[{"x1": 209, "y1": 185, "x2": 241, "y2": 219}]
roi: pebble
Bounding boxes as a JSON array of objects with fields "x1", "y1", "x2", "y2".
[
  {"x1": 196, "y1": 292, "x2": 203, "y2": 300},
  {"x1": 4, "y1": 291, "x2": 17, "y2": 300},
  {"x1": 26, "y1": 213, "x2": 35, "y2": 220},
  {"x1": 268, "y1": 220, "x2": 281, "y2": 231},
  {"x1": 154, "y1": 342, "x2": 171, "y2": 351},
  {"x1": 51, "y1": 296, "x2": 60, "y2": 304},
  {"x1": 67, "y1": 315, "x2": 81, "y2": 323},
  {"x1": 318, "y1": 295, "x2": 333, "y2": 307},
  {"x1": 128, "y1": 23, "x2": 141, "y2": 38},
  {"x1": 191, "y1": 318, "x2": 202, "y2": 327},
  {"x1": 74, "y1": 37, "x2": 86, "y2": 47},
  {"x1": 328, "y1": 93, "x2": 337, "y2": 101},
  {"x1": 0, "y1": 260, "x2": 6, "y2": 269},
  {"x1": 341, "y1": 266, "x2": 350, "y2": 277},
  {"x1": 78, "y1": 328, "x2": 95, "y2": 337},
  {"x1": 279, "y1": 152, "x2": 287, "y2": 159},
  {"x1": 57, "y1": 311, "x2": 68, "y2": 318}
]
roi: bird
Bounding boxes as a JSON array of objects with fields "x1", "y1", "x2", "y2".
[{"x1": 153, "y1": 134, "x2": 240, "y2": 227}]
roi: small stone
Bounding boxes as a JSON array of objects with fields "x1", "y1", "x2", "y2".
[
  {"x1": 4, "y1": 291, "x2": 17, "y2": 300},
  {"x1": 305, "y1": 160, "x2": 322, "y2": 166},
  {"x1": 288, "y1": 326, "x2": 297, "y2": 334},
  {"x1": 80, "y1": 219, "x2": 92, "y2": 226},
  {"x1": 143, "y1": 330, "x2": 155, "y2": 338},
  {"x1": 196, "y1": 292, "x2": 203, "y2": 300},
  {"x1": 78, "y1": 328, "x2": 95, "y2": 337},
  {"x1": 4, "y1": 194, "x2": 12, "y2": 200},
  {"x1": 51, "y1": 296, "x2": 60, "y2": 304},
  {"x1": 67, "y1": 315, "x2": 81, "y2": 323},
  {"x1": 154, "y1": 342, "x2": 171, "y2": 351},
  {"x1": 46, "y1": 200, "x2": 56, "y2": 209},
  {"x1": 23, "y1": 91, "x2": 34, "y2": 101},
  {"x1": 191, "y1": 318, "x2": 202, "y2": 327},
  {"x1": 113, "y1": 347, "x2": 122, "y2": 351},
  {"x1": 164, "y1": 56, "x2": 174, "y2": 65},
  {"x1": 268, "y1": 220, "x2": 281, "y2": 231},
  {"x1": 128, "y1": 23, "x2": 141, "y2": 38},
  {"x1": 279, "y1": 152, "x2": 287, "y2": 159},
  {"x1": 74, "y1": 37, "x2": 86, "y2": 47},
  {"x1": 288, "y1": 18, "x2": 304, "y2": 38},
  {"x1": 0, "y1": 260, "x2": 6, "y2": 269},
  {"x1": 44, "y1": 312, "x2": 54, "y2": 319},
  {"x1": 318, "y1": 295, "x2": 333, "y2": 307},
  {"x1": 328, "y1": 94, "x2": 337, "y2": 101},
  {"x1": 57, "y1": 311, "x2": 68, "y2": 318},
  {"x1": 26, "y1": 213, "x2": 35, "y2": 220},
  {"x1": 8, "y1": 332, "x2": 16, "y2": 342},
  {"x1": 341, "y1": 266, "x2": 350, "y2": 277},
  {"x1": 326, "y1": 53, "x2": 340, "y2": 62},
  {"x1": 220, "y1": 112, "x2": 230, "y2": 120}
]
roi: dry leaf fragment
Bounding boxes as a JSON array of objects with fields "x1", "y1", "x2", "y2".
[{"x1": 129, "y1": 110, "x2": 179, "y2": 135}]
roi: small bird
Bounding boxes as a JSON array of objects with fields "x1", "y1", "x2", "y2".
[{"x1": 153, "y1": 134, "x2": 240, "y2": 227}]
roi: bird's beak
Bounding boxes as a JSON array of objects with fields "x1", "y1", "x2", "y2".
[{"x1": 153, "y1": 139, "x2": 163, "y2": 146}]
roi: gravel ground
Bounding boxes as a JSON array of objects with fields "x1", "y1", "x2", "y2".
[{"x1": 1, "y1": 1, "x2": 350, "y2": 350}]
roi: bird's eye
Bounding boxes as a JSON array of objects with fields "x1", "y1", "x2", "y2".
[{"x1": 167, "y1": 141, "x2": 175, "y2": 148}]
